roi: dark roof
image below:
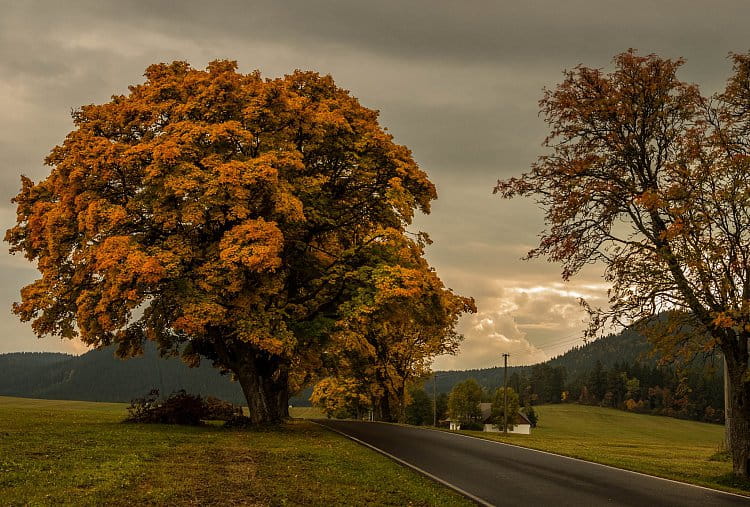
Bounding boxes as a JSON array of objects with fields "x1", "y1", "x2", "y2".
[{"x1": 479, "y1": 402, "x2": 532, "y2": 425}]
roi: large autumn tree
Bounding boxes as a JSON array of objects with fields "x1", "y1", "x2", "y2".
[
  {"x1": 495, "y1": 50, "x2": 750, "y2": 477},
  {"x1": 6, "y1": 60, "x2": 437, "y2": 424},
  {"x1": 312, "y1": 236, "x2": 475, "y2": 422}
]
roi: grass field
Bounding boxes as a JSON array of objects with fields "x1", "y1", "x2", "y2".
[
  {"x1": 5, "y1": 398, "x2": 746, "y2": 503},
  {"x1": 457, "y1": 404, "x2": 749, "y2": 496},
  {"x1": 289, "y1": 406, "x2": 325, "y2": 419},
  {"x1": 0, "y1": 396, "x2": 470, "y2": 506}
]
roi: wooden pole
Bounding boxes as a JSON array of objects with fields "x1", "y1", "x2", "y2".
[{"x1": 503, "y1": 353, "x2": 510, "y2": 434}]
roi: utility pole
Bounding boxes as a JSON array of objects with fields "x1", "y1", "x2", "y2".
[
  {"x1": 502, "y1": 353, "x2": 510, "y2": 434},
  {"x1": 433, "y1": 372, "x2": 438, "y2": 427}
]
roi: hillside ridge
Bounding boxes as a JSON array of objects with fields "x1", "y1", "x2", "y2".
[{"x1": 0, "y1": 328, "x2": 656, "y2": 406}]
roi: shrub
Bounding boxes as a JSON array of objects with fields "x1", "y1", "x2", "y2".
[
  {"x1": 125, "y1": 390, "x2": 242, "y2": 425},
  {"x1": 204, "y1": 396, "x2": 243, "y2": 421}
]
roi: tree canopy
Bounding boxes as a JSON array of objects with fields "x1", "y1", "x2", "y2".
[
  {"x1": 495, "y1": 50, "x2": 750, "y2": 477},
  {"x1": 6, "y1": 60, "x2": 444, "y2": 423},
  {"x1": 490, "y1": 386, "x2": 520, "y2": 431},
  {"x1": 448, "y1": 378, "x2": 483, "y2": 425},
  {"x1": 312, "y1": 240, "x2": 475, "y2": 422}
]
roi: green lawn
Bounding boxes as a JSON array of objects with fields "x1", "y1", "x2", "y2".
[
  {"x1": 0, "y1": 396, "x2": 470, "y2": 506},
  {"x1": 456, "y1": 404, "x2": 747, "y2": 496},
  {"x1": 289, "y1": 406, "x2": 326, "y2": 419}
]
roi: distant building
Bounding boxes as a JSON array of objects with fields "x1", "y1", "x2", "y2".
[
  {"x1": 479, "y1": 402, "x2": 532, "y2": 435},
  {"x1": 447, "y1": 403, "x2": 533, "y2": 434}
]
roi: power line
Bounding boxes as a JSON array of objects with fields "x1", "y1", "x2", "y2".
[
  {"x1": 532, "y1": 335, "x2": 585, "y2": 351},
  {"x1": 497, "y1": 336, "x2": 581, "y2": 356}
]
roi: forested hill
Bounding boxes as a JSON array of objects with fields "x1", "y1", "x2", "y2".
[
  {"x1": 430, "y1": 328, "x2": 655, "y2": 394},
  {"x1": 0, "y1": 345, "x2": 246, "y2": 405},
  {"x1": 546, "y1": 327, "x2": 656, "y2": 378},
  {"x1": 0, "y1": 327, "x2": 693, "y2": 407},
  {"x1": 432, "y1": 328, "x2": 724, "y2": 424}
]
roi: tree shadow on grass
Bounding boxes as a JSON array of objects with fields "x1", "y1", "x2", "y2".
[{"x1": 714, "y1": 473, "x2": 750, "y2": 493}]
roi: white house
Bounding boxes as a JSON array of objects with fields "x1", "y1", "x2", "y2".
[
  {"x1": 479, "y1": 402, "x2": 533, "y2": 434},
  {"x1": 446, "y1": 403, "x2": 533, "y2": 434}
]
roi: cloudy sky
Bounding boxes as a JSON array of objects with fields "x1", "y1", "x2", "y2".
[{"x1": 1, "y1": 0, "x2": 749, "y2": 369}]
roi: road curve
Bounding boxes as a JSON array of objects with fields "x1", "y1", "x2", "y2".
[{"x1": 315, "y1": 420, "x2": 748, "y2": 506}]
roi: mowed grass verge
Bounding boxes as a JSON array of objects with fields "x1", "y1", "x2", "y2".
[
  {"x1": 289, "y1": 406, "x2": 325, "y2": 419},
  {"x1": 456, "y1": 403, "x2": 747, "y2": 496},
  {"x1": 0, "y1": 396, "x2": 471, "y2": 506}
]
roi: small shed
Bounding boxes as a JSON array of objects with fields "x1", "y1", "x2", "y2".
[{"x1": 444, "y1": 416, "x2": 474, "y2": 431}]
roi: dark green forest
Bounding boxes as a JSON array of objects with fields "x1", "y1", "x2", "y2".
[
  {"x1": 1, "y1": 327, "x2": 725, "y2": 423},
  {"x1": 423, "y1": 329, "x2": 724, "y2": 424},
  {"x1": 0, "y1": 345, "x2": 247, "y2": 404}
]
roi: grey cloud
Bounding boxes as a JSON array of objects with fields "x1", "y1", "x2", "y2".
[
  {"x1": 0, "y1": 1, "x2": 748, "y2": 364},
  {"x1": 36, "y1": 1, "x2": 745, "y2": 72}
]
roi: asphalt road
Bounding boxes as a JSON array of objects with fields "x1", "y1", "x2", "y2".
[{"x1": 315, "y1": 419, "x2": 749, "y2": 506}]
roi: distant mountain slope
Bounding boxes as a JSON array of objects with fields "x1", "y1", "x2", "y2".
[
  {"x1": 0, "y1": 344, "x2": 247, "y2": 404},
  {"x1": 0, "y1": 352, "x2": 73, "y2": 395},
  {"x1": 430, "y1": 329, "x2": 655, "y2": 394},
  {"x1": 546, "y1": 327, "x2": 656, "y2": 379},
  {"x1": 0, "y1": 327, "x2": 660, "y2": 406},
  {"x1": 429, "y1": 364, "x2": 528, "y2": 395}
]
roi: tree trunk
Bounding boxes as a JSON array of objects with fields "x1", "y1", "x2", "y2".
[
  {"x1": 727, "y1": 363, "x2": 750, "y2": 477},
  {"x1": 398, "y1": 384, "x2": 408, "y2": 424},
  {"x1": 376, "y1": 395, "x2": 394, "y2": 422},
  {"x1": 373, "y1": 368, "x2": 395, "y2": 422},
  {"x1": 725, "y1": 357, "x2": 732, "y2": 451},
  {"x1": 233, "y1": 353, "x2": 290, "y2": 424}
]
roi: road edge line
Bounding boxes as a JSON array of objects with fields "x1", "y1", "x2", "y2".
[
  {"x1": 312, "y1": 421, "x2": 493, "y2": 507},
  {"x1": 419, "y1": 424, "x2": 750, "y2": 500}
]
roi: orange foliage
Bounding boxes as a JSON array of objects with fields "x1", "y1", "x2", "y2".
[
  {"x1": 6, "y1": 60, "x2": 441, "y2": 422},
  {"x1": 316, "y1": 238, "x2": 476, "y2": 422},
  {"x1": 494, "y1": 50, "x2": 750, "y2": 475}
]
